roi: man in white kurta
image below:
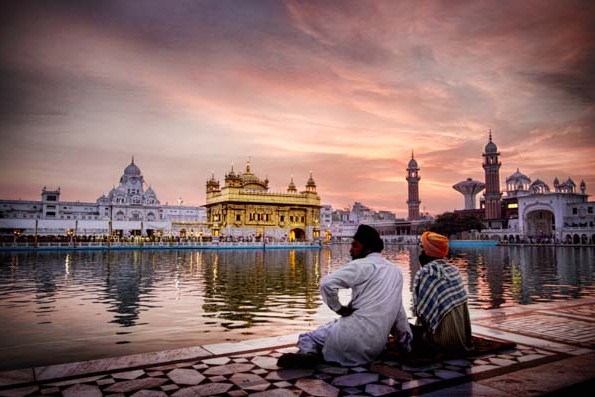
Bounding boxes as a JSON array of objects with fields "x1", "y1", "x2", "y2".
[{"x1": 278, "y1": 224, "x2": 412, "y2": 367}]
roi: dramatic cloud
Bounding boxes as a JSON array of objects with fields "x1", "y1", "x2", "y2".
[{"x1": 1, "y1": 0, "x2": 594, "y2": 216}]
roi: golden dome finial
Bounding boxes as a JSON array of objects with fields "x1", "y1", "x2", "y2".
[{"x1": 246, "y1": 157, "x2": 252, "y2": 174}]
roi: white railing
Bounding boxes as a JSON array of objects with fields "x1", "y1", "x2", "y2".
[{"x1": 0, "y1": 241, "x2": 321, "y2": 249}]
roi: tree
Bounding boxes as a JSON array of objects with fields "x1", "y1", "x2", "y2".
[{"x1": 430, "y1": 212, "x2": 484, "y2": 237}]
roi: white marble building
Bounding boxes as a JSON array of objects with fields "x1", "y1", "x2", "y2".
[
  {"x1": 0, "y1": 158, "x2": 206, "y2": 237},
  {"x1": 483, "y1": 168, "x2": 594, "y2": 244}
]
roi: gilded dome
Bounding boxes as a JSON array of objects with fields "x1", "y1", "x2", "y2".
[
  {"x1": 240, "y1": 160, "x2": 267, "y2": 190},
  {"x1": 306, "y1": 172, "x2": 316, "y2": 187},
  {"x1": 287, "y1": 177, "x2": 297, "y2": 193}
]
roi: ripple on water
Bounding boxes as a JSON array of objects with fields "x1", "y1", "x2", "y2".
[{"x1": 0, "y1": 246, "x2": 593, "y2": 371}]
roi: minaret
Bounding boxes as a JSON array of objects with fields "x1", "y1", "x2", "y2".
[
  {"x1": 305, "y1": 171, "x2": 317, "y2": 193},
  {"x1": 287, "y1": 176, "x2": 297, "y2": 193},
  {"x1": 482, "y1": 130, "x2": 502, "y2": 220},
  {"x1": 406, "y1": 151, "x2": 421, "y2": 220}
]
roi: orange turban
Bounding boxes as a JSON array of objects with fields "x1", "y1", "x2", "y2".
[{"x1": 421, "y1": 231, "x2": 449, "y2": 258}]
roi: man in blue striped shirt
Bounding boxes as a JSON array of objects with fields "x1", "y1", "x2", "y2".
[{"x1": 412, "y1": 231, "x2": 474, "y2": 356}]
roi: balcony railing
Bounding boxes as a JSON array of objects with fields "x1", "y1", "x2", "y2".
[{"x1": 0, "y1": 241, "x2": 322, "y2": 250}]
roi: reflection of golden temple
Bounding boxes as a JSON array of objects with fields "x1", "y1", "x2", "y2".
[{"x1": 205, "y1": 160, "x2": 321, "y2": 242}]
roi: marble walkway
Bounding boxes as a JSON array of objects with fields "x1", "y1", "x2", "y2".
[{"x1": 1, "y1": 298, "x2": 594, "y2": 396}]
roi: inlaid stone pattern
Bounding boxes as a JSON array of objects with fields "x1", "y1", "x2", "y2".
[
  {"x1": 9, "y1": 342, "x2": 560, "y2": 397},
  {"x1": 555, "y1": 305, "x2": 595, "y2": 320},
  {"x1": 476, "y1": 313, "x2": 595, "y2": 348}
]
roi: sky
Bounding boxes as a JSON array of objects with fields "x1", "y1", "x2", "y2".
[{"x1": 1, "y1": 0, "x2": 594, "y2": 217}]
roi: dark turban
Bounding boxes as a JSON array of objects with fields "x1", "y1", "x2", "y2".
[{"x1": 353, "y1": 224, "x2": 384, "y2": 253}]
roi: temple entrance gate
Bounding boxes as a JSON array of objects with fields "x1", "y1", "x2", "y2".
[
  {"x1": 289, "y1": 228, "x2": 305, "y2": 242},
  {"x1": 525, "y1": 210, "x2": 554, "y2": 239}
]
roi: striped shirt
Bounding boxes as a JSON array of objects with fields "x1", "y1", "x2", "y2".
[{"x1": 413, "y1": 259, "x2": 468, "y2": 334}]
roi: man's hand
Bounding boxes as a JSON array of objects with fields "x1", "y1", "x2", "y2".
[{"x1": 336, "y1": 305, "x2": 356, "y2": 317}]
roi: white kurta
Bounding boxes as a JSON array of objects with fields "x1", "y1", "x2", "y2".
[{"x1": 313, "y1": 253, "x2": 411, "y2": 366}]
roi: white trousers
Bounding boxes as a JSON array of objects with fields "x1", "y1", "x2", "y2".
[{"x1": 297, "y1": 320, "x2": 337, "y2": 355}]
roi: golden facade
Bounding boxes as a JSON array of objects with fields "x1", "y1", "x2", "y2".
[{"x1": 205, "y1": 161, "x2": 321, "y2": 241}]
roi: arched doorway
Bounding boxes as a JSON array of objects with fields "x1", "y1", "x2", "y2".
[
  {"x1": 525, "y1": 210, "x2": 554, "y2": 239},
  {"x1": 289, "y1": 228, "x2": 305, "y2": 242},
  {"x1": 324, "y1": 230, "x2": 332, "y2": 243}
]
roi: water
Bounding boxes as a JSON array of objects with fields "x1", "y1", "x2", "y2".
[{"x1": 0, "y1": 245, "x2": 593, "y2": 371}]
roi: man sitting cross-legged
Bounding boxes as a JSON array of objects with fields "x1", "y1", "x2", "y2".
[{"x1": 277, "y1": 224, "x2": 412, "y2": 368}]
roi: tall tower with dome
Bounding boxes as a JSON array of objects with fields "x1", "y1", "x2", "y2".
[
  {"x1": 482, "y1": 130, "x2": 502, "y2": 221},
  {"x1": 406, "y1": 151, "x2": 421, "y2": 220}
]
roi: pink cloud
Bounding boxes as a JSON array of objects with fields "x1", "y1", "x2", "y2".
[{"x1": 1, "y1": 1, "x2": 594, "y2": 217}]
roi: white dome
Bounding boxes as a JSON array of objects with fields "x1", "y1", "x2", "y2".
[
  {"x1": 506, "y1": 168, "x2": 532, "y2": 196},
  {"x1": 530, "y1": 179, "x2": 550, "y2": 194},
  {"x1": 506, "y1": 168, "x2": 531, "y2": 185},
  {"x1": 144, "y1": 186, "x2": 156, "y2": 197},
  {"x1": 124, "y1": 162, "x2": 141, "y2": 176},
  {"x1": 484, "y1": 140, "x2": 498, "y2": 153}
]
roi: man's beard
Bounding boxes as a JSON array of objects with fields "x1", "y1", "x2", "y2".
[{"x1": 351, "y1": 251, "x2": 367, "y2": 260}]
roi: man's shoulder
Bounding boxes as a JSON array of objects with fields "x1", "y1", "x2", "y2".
[
  {"x1": 347, "y1": 257, "x2": 374, "y2": 267},
  {"x1": 417, "y1": 259, "x2": 453, "y2": 276},
  {"x1": 353, "y1": 255, "x2": 401, "y2": 274},
  {"x1": 434, "y1": 259, "x2": 460, "y2": 272},
  {"x1": 352, "y1": 253, "x2": 391, "y2": 264}
]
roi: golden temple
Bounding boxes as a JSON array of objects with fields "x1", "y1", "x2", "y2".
[{"x1": 205, "y1": 160, "x2": 321, "y2": 242}]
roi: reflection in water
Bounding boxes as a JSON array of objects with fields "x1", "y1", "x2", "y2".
[
  {"x1": 0, "y1": 246, "x2": 593, "y2": 371},
  {"x1": 446, "y1": 246, "x2": 595, "y2": 309},
  {"x1": 201, "y1": 250, "x2": 322, "y2": 329},
  {"x1": 103, "y1": 251, "x2": 156, "y2": 327}
]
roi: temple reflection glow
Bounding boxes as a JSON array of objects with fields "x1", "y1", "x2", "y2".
[{"x1": 0, "y1": 246, "x2": 593, "y2": 371}]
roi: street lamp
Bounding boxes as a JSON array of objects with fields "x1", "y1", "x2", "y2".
[{"x1": 13, "y1": 229, "x2": 21, "y2": 245}]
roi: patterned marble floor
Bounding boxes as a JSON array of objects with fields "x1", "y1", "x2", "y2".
[
  {"x1": 0, "y1": 343, "x2": 557, "y2": 397},
  {"x1": 1, "y1": 298, "x2": 594, "y2": 397}
]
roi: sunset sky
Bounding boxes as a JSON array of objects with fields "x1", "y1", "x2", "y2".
[{"x1": 1, "y1": 0, "x2": 594, "y2": 217}]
